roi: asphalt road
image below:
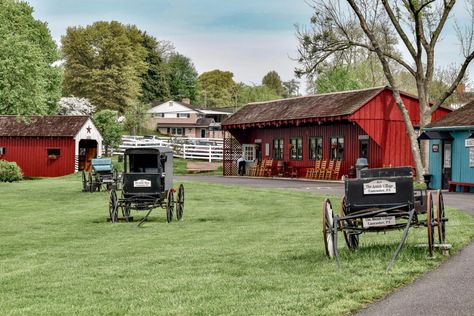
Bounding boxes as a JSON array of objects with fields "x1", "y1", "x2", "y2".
[{"x1": 177, "y1": 175, "x2": 474, "y2": 316}]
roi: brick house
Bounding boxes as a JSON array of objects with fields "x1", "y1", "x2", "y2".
[{"x1": 146, "y1": 100, "x2": 232, "y2": 138}]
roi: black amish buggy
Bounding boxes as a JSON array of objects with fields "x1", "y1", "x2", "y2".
[
  {"x1": 322, "y1": 167, "x2": 447, "y2": 270},
  {"x1": 82, "y1": 158, "x2": 119, "y2": 192},
  {"x1": 108, "y1": 147, "x2": 184, "y2": 226}
]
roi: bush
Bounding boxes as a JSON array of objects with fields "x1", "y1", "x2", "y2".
[{"x1": 0, "y1": 160, "x2": 23, "y2": 182}]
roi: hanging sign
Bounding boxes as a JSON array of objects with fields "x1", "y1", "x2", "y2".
[{"x1": 363, "y1": 180, "x2": 396, "y2": 194}]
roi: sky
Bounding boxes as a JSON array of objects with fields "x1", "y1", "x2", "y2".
[
  {"x1": 26, "y1": 0, "x2": 312, "y2": 89},
  {"x1": 25, "y1": 0, "x2": 474, "y2": 92}
]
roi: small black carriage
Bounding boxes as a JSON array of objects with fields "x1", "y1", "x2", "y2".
[
  {"x1": 322, "y1": 167, "x2": 447, "y2": 269},
  {"x1": 82, "y1": 158, "x2": 119, "y2": 192},
  {"x1": 108, "y1": 147, "x2": 184, "y2": 226}
]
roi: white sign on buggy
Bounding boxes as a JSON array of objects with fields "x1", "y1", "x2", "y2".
[
  {"x1": 363, "y1": 180, "x2": 396, "y2": 194},
  {"x1": 134, "y1": 179, "x2": 151, "y2": 188},
  {"x1": 363, "y1": 216, "x2": 396, "y2": 228}
]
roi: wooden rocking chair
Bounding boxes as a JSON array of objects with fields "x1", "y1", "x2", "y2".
[
  {"x1": 328, "y1": 160, "x2": 341, "y2": 180},
  {"x1": 324, "y1": 160, "x2": 335, "y2": 180},
  {"x1": 318, "y1": 160, "x2": 328, "y2": 180},
  {"x1": 305, "y1": 160, "x2": 322, "y2": 179}
]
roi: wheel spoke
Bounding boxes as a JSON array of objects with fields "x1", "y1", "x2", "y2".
[
  {"x1": 427, "y1": 192, "x2": 434, "y2": 257},
  {"x1": 437, "y1": 190, "x2": 446, "y2": 244}
]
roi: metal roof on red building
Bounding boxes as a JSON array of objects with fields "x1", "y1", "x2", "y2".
[{"x1": 0, "y1": 115, "x2": 89, "y2": 137}]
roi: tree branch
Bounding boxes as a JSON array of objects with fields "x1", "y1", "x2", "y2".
[
  {"x1": 430, "y1": 0, "x2": 456, "y2": 48},
  {"x1": 431, "y1": 50, "x2": 474, "y2": 113},
  {"x1": 349, "y1": 41, "x2": 416, "y2": 76},
  {"x1": 406, "y1": 0, "x2": 432, "y2": 51},
  {"x1": 381, "y1": 0, "x2": 417, "y2": 59}
]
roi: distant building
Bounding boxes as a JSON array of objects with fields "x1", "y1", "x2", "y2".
[
  {"x1": 0, "y1": 116, "x2": 102, "y2": 177},
  {"x1": 146, "y1": 100, "x2": 232, "y2": 138}
]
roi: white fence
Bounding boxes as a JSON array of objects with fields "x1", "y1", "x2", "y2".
[{"x1": 116, "y1": 136, "x2": 223, "y2": 162}]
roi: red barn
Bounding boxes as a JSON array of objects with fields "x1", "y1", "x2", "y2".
[
  {"x1": 0, "y1": 116, "x2": 103, "y2": 177},
  {"x1": 221, "y1": 86, "x2": 450, "y2": 178}
]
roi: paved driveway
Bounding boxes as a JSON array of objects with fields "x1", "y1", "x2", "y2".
[
  {"x1": 177, "y1": 175, "x2": 472, "y2": 213},
  {"x1": 177, "y1": 175, "x2": 474, "y2": 316}
]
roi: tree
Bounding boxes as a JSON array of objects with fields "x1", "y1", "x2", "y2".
[
  {"x1": 236, "y1": 83, "x2": 282, "y2": 106},
  {"x1": 311, "y1": 59, "x2": 388, "y2": 93},
  {"x1": 196, "y1": 70, "x2": 237, "y2": 107},
  {"x1": 61, "y1": 21, "x2": 147, "y2": 113},
  {"x1": 124, "y1": 100, "x2": 149, "y2": 135},
  {"x1": 140, "y1": 32, "x2": 171, "y2": 104},
  {"x1": 0, "y1": 0, "x2": 62, "y2": 115},
  {"x1": 296, "y1": 0, "x2": 474, "y2": 180},
  {"x1": 167, "y1": 53, "x2": 198, "y2": 103},
  {"x1": 93, "y1": 110, "x2": 123, "y2": 155},
  {"x1": 282, "y1": 79, "x2": 301, "y2": 98},
  {"x1": 314, "y1": 66, "x2": 361, "y2": 93},
  {"x1": 58, "y1": 97, "x2": 96, "y2": 115},
  {"x1": 262, "y1": 71, "x2": 285, "y2": 96}
]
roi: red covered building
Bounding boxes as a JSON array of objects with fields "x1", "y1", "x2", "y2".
[
  {"x1": 0, "y1": 116, "x2": 103, "y2": 177},
  {"x1": 221, "y1": 87, "x2": 450, "y2": 178}
]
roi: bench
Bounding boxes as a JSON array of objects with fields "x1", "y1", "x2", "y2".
[{"x1": 448, "y1": 181, "x2": 474, "y2": 192}]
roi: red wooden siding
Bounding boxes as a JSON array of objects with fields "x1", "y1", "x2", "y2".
[
  {"x1": 229, "y1": 122, "x2": 382, "y2": 177},
  {"x1": 350, "y1": 90, "x2": 451, "y2": 167},
  {"x1": 0, "y1": 137, "x2": 75, "y2": 177}
]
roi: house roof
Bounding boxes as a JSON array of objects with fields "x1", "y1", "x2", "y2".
[
  {"x1": 148, "y1": 100, "x2": 200, "y2": 114},
  {"x1": 222, "y1": 87, "x2": 388, "y2": 128},
  {"x1": 427, "y1": 101, "x2": 474, "y2": 128},
  {"x1": 149, "y1": 100, "x2": 234, "y2": 115},
  {"x1": 0, "y1": 115, "x2": 90, "y2": 137},
  {"x1": 196, "y1": 118, "x2": 215, "y2": 126},
  {"x1": 199, "y1": 109, "x2": 233, "y2": 115}
]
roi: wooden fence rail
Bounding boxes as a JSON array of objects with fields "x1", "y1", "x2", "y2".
[{"x1": 115, "y1": 136, "x2": 223, "y2": 162}]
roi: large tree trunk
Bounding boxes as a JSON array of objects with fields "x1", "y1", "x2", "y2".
[{"x1": 391, "y1": 91, "x2": 425, "y2": 181}]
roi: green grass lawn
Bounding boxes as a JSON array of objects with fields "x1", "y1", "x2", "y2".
[{"x1": 1, "y1": 174, "x2": 473, "y2": 315}]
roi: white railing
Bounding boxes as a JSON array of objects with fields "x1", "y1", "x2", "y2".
[{"x1": 116, "y1": 136, "x2": 223, "y2": 162}]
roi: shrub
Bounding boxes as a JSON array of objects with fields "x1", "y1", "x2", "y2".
[{"x1": 0, "y1": 160, "x2": 23, "y2": 182}]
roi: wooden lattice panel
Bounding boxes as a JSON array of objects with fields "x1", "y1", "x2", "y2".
[{"x1": 223, "y1": 131, "x2": 241, "y2": 176}]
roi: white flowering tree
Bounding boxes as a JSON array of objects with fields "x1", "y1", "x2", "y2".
[{"x1": 58, "y1": 97, "x2": 96, "y2": 116}]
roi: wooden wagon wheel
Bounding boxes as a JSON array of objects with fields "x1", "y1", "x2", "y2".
[
  {"x1": 426, "y1": 191, "x2": 435, "y2": 257},
  {"x1": 340, "y1": 197, "x2": 359, "y2": 250},
  {"x1": 96, "y1": 176, "x2": 102, "y2": 192},
  {"x1": 176, "y1": 184, "x2": 184, "y2": 221},
  {"x1": 113, "y1": 169, "x2": 120, "y2": 190},
  {"x1": 166, "y1": 190, "x2": 174, "y2": 223},
  {"x1": 82, "y1": 171, "x2": 88, "y2": 192},
  {"x1": 109, "y1": 189, "x2": 118, "y2": 223},
  {"x1": 88, "y1": 172, "x2": 94, "y2": 192},
  {"x1": 436, "y1": 189, "x2": 446, "y2": 244},
  {"x1": 122, "y1": 192, "x2": 131, "y2": 221},
  {"x1": 322, "y1": 199, "x2": 336, "y2": 258}
]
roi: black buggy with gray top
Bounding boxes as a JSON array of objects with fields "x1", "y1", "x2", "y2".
[
  {"x1": 322, "y1": 167, "x2": 447, "y2": 270},
  {"x1": 108, "y1": 147, "x2": 184, "y2": 226}
]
